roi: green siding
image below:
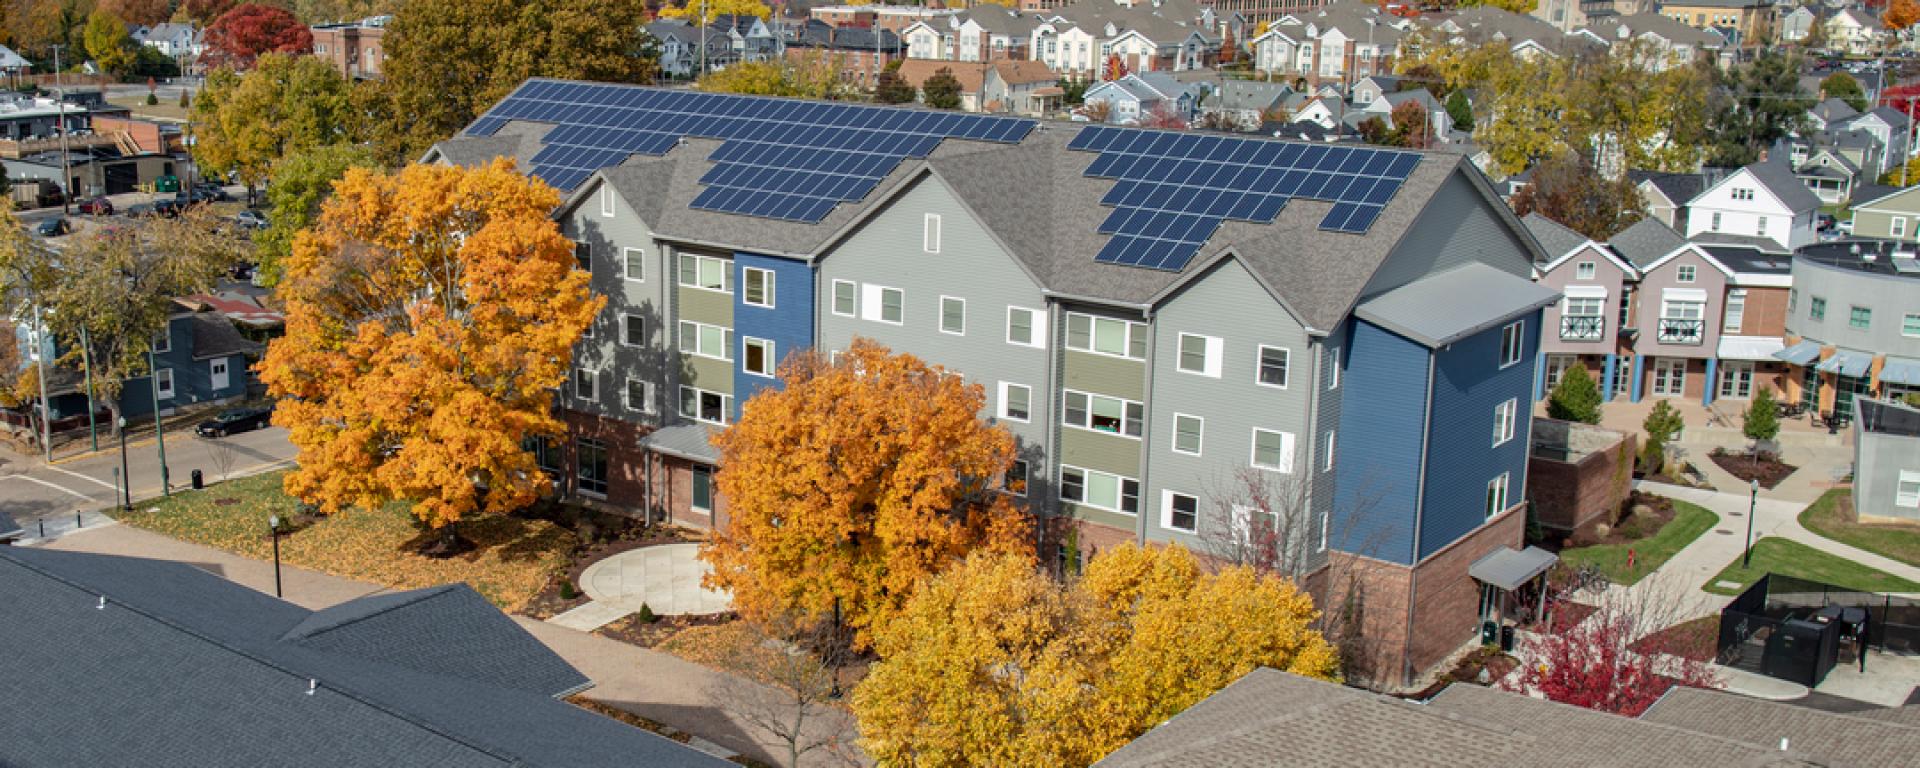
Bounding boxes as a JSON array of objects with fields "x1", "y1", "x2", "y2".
[
  {"x1": 1061, "y1": 427, "x2": 1142, "y2": 477},
  {"x1": 678, "y1": 286, "x2": 732, "y2": 326},
  {"x1": 1064, "y1": 503, "x2": 1136, "y2": 533},
  {"x1": 687, "y1": 355, "x2": 733, "y2": 393},
  {"x1": 1063, "y1": 349, "x2": 1146, "y2": 401}
]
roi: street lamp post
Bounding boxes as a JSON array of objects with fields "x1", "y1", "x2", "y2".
[
  {"x1": 1743, "y1": 477, "x2": 1760, "y2": 569},
  {"x1": 268, "y1": 515, "x2": 283, "y2": 598},
  {"x1": 116, "y1": 416, "x2": 130, "y2": 511},
  {"x1": 148, "y1": 347, "x2": 170, "y2": 496}
]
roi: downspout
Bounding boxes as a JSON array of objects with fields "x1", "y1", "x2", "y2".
[
  {"x1": 1402, "y1": 348, "x2": 1437, "y2": 687},
  {"x1": 1043, "y1": 299, "x2": 1062, "y2": 555},
  {"x1": 1135, "y1": 306, "x2": 1156, "y2": 546},
  {"x1": 1302, "y1": 341, "x2": 1323, "y2": 576}
]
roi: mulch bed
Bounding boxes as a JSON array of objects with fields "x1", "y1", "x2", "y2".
[
  {"x1": 1709, "y1": 449, "x2": 1798, "y2": 490},
  {"x1": 1402, "y1": 645, "x2": 1520, "y2": 700},
  {"x1": 1538, "y1": 600, "x2": 1597, "y2": 634},
  {"x1": 517, "y1": 503, "x2": 700, "y2": 620},
  {"x1": 1564, "y1": 491, "x2": 1675, "y2": 550},
  {"x1": 595, "y1": 610, "x2": 739, "y2": 649},
  {"x1": 1630, "y1": 616, "x2": 1719, "y2": 663}
]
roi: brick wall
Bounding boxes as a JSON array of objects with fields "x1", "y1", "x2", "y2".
[
  {"x1": 1406, "y1": 505, "x2": 1526, "y2": 680},
  {"x1": 1741, "y1": 286, "x2": 1790, "y2": 337},
  {"x1": 561, "y1": 410, "x2": 651, "y2": 517},
  {"x1": 90, "y1": 116, "x2": 163, "y2": 154},
  {"x1": 1528, "y1": 426, "x2": 1637, "y2": 534},
  {"x1": 655, "y1": 456, "x2": 727, "y2": 531}
]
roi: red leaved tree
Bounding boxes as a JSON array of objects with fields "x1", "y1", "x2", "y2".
[
  {"x1": 1504, "y1": 585, "x2": 1721, "y2": 716},
  {"x1": 201, "y1": 3, "x2": 314, "y2": 70},
  {"x1": 1219, "y1": 27, "x2": 1237, "y2": 66},
  {"x1": 1104, "y1": 53, "x2": 1130, "y2": 82},
  {"x1": 1882, "y1": 82, "x2": 1920, "y2": 114}
]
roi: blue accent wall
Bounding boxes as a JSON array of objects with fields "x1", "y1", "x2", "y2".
[
  {"x1": 1602, "y1": 354, "x2": 1617, "y2": 401},
  {"x1": 1334, "y1": 319, "x2": 1431, "y2": 565},
  {"x1": 1417, "y1": 311, "x2": 1540, "y2": 560},
  {"x1": 732, "y1": 251, "x2": 814, "y2": 415},
  {"x1": 1703, "y1": 358, "x2": 1718, "y2": 406},
  {"x1": 1630, "y1": 354, "x2": 1645, "y2": 402}
]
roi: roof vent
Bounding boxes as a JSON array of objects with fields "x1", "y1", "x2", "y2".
[
  {"x1": 308, "y1": 679, "x2": 319, "y2": 696},
  {"x1": 97, "y1": 595, "x2": 106, "y2": 610}
]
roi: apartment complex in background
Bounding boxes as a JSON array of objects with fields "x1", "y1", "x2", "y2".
[
  {"x1": 309, "y1": 16, "x2": 389, "y2": 80},
  {"x1": 428, "y1": 79, "x2": 1554, "y2": 687}
]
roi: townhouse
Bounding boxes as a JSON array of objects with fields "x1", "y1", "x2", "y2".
[
  {"x1": 430, "y1": 79, "x2": 1554, "y2": 686},
  {"x1": 1572, "y1": 12, "x2": 1726, "y2": 71},
  {"x1": 1250, "y1": 2, "x2": 1408, "y2": 85},
  {"x1": 1776, "y1": 241, "x2": 1920, "y2": 420},
  {"x1": 782, "y1": 22, "x2": 904, "y2": 89}
]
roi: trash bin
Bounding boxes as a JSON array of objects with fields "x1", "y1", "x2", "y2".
[
  {"x1": 191, "y1": 469, "x2": 203, "y2": 490},
  {"x1": 1482, "y1": 621, "x2": 1498, "y2": 646},
  {"x1": 1500, "y1": 625, "x2": 1516, "y2": 652}
]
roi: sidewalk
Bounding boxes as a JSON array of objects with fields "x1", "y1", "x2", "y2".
[{"x1": 30, "y1": 523, "x2": 860, "y2": 766}]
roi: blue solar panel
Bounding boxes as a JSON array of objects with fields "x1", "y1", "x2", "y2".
[
  {"x1": 464, "y1": 80, "x2": 1037, "y2": 223},
  {"x1": 1067, "y1": 125, "x2": 1421, "y2": 272}
]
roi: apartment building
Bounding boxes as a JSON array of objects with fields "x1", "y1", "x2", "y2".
[
  {"x1": 309, "y1": 16, "x2": 388, "y2": 80},
  {"x1": 1777, "y1": 241, "x2": 1920, "y2": 419},
  {"x1": 429, "y1": 79, "x2": 1552, "y2": 687},
  {"x1": 1659, "y1": 0, "x2": 1776, "y2": 45}
]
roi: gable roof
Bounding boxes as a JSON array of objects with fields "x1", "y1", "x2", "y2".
[
  {"x1": 1642, "y1": 686, "x2": 1920, "y2": 766},
  {"x1": 1607, "y1": 217, "x2": 1689, "y2": 268},
  {"x1": 991, "y1": 59, "x2": 1057, "y2": 86},
  {"x1": 893, "y1": 59, "x2": 991, "y2": 94},
  {"x1": 1521, "y1": 211, "x2": 1589, "y2": 261},
  {"x1": 1852, "y1": 183, "x2": 1920, "y2": 212},
  {"x1": 1695, "y1": 160, "x2": 1821, "y2": 214},
  {"x1": 185, "y1": 311, "x2": 261, "y2": 361},
  {"x1": 1810, "y1": 97, "x2": 1860, "y2": 125},
  {"x1": 1630, "y1": 170, "x2": 1705, "y2": 208}
]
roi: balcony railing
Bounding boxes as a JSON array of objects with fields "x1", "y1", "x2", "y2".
[
  {"x1": 1560, "y1": 315, "x2": 1606, "y2": 341},
  {"x1": 1657, "y1": 318, "x2": 1704, "y2": 345}
]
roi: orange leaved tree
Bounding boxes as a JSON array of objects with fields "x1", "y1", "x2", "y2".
[
  {"x1": 259, "y1": 159, "x2": 601, "y2": 544},
  {"x1": 703, "y1": 338, "x2": 1033, "y2": 649}
]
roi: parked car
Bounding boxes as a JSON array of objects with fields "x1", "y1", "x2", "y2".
[
  {"x1": 152, "y1": 198, "x2": 185, "y2": 217},
  {"x1": 1837, "y1": 219, "x2": 1854, "y2": 235},
  {"x1": 195, "y1": 406, "x2": 274, "y2": 438},
  {"x1": 1817, "y1": 213, "x2": 1836, "y2": 231},
  {"x1": 174, "y1": 188, "x2": 218, "y2": 206},
  {"x1": 34, "y1": 217, "x2": 69, "y2": 237},
  {"x1": 234, "y1": 209, "x2": 268, "y2": 230},
  {"x1": 229, "y1": 261, "x2": 255, "y2": 281},
  {"x1": 193, "y1": 183, "x2": 231, "y2": 202},
  {"x1": 76, "y1": 196, "x2": 113, "y2": 216},
  {"x1": 124, "y1": 202, "x2": 157, "y2": 218}
]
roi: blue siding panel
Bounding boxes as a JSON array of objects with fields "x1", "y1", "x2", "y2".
[
  {"x1": 732, "y1": 251, "x2": 814, "y2": 415},
  {"x1": 1334, "y1": 319, "x2": 1430, "y2": 565},
  {"x1": 1417, "y1": 311, "x2": 1540, "y2": 560}
]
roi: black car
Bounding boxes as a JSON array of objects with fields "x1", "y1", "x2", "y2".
[
  {"x1": 153, "y1": 198, "x2": 186, "y2": 217},
  {"x1": 35, "y1": 217, "x2": 69, "y2": 237},
  {"x1": 193, "y1": 183, "x2": 231, "y2": 202},
  {"x1": 195, "y1": 406, "x2": 274, "y2": 438}
]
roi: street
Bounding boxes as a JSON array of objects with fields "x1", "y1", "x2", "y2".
[{"x1": 0, "y1": 424, "x2": 297, "y2": 533}]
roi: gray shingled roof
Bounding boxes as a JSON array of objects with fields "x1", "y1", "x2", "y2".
[
  {"x1": 428, "y1": 121, "x2": 552, "y2": 168},
  {"x1": 188, "y1": 312, "x2": 261, "y2": 361},
  {"x1": 1811, "y1": 97, "x2": 1860, "y2": 125},
  {"x1": 1631, "y1": 171, "x2": 1704, "y2": 207},
  {"x1": 1352, "y1": 262, "x2": 1559, "y2": 348},
  {"x1": 1522, "y1": 212, "x2": 1590, "y2": 261},
  {"x1": 1743, "y1": 160, "x2": 1823, "y2": 214},
  {"x1": 0, "y1": 546, "x2": 729, "y2": 768},
  {"x1": 1606, "y1": 217, "x2": 1688, "y2": 268},
  {"x1": 1641, "y1": 686, "x2": 1920, "y2": 767},
  {"x1": 1425, "y1": 684, "x2": 1815, "y2": 766}
]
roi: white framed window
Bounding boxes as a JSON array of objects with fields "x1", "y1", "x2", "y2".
[
  {"x1": 1059, "y1": 465, "x2": 1139, "y2": 515},
  {"x1": 1897, "y1": 471, "x2": 1920, "y2": 508},
  {"x1": 1257, "y1": 345, "x2": 1289, "y2": 388},
  {"x1": 742, "y1": 267, "x2": 775, "y2": 308},
  {"x1": 622, "y1": 247, "x2": 646, "y2": 282},
  {"x1": 1063, "y1": 389, "x2": 1144, "y2": 438},
  {"x1": 1575, "y1": 261, "x2": 1596, "y2": 280},
  {"x1": 1251, "y1": 428, "x2": 1295, "y2": 472},
  {"x1": 1756, "y1": 216, "x2": 1767, "y2": 237},
  {"x1": 1709, "y1": 212, "x2": 1721, "y2": 232},
  {"x1": 573, "y1": 368, "x2": 596, "y2": 401},
  {"x1": 861, "y1": 284, "x2": 904, "y2": 325},
  {"x1": 599, "y1": 185, "x2": 615, "y2": 217},
  {"x1": 680, "y1": 386, "x2": 733, "y2": 425},
  {"x1": 743, "y1": 337, "x2": 776, "y2": 377},
  {"x1": 155, "y1": 368, "x2": 175, "y2": 400},
  {"x1": 1321, "y1": 430, "x2": 1336, "y2": 473},
  {"x1": 831, "y1": 279, "x2": 857, "y2": 317},
  {"x1": 940, "y1": 296, "x2": 966, "y2": 335},
  {"x1": 624, "y1": 378, "x2": 653, "y2": 413},
  {"x1": 621, "y1": 314, "x2": 646, "y2": 348},
  {"x1": 1177, "y1": 333, "x2": 1222, "y2": 377},
  {"x1": 1677, "y1": 264, "x2": 1697, "y2": 283},
  {"x1": 1006, "y1": 306, "x2": 1045, "y2": 348},
  {"x1": 1327, "y1": 346, "x2": 1340, "y2": 390},
  {"x1": 1172, "y1": 413, "x2": 1203, "y2": 455},
  {"x1": 1723, "y1": 289, "x2": 1746, "y2": 334},
  {"x1": 998, "y1": 382, "x2": 1032, "y2": 422},
  {"x1": 1732, "y1": 187, "x2": 1753, "y2": 201},
  {"x1": 1896, "y1": 217, "x2": 1910, "y2": 238},
  {"x1": 1493, "y1": 398, "x2": 1517, "y2": 447},
  {"x1": 1065, "y1": 312, "x2": 1146, "y2": 359},
  {"x1": 1499, "y1": 321, "x2": 1524, "y2": 368},
  {"x1": 1003, "y1": 459, "x2": 1029, "y2": 497},
  {"x1": 1652, "y1": 357, "x2": 1686, "y2": 396},
  {"x1": 677, "y1": 253, "x2": 732, "y2": 293},
  {"x1": 576, "y1": 437, "x2": 609, "y2": 497},
  {"x1": 151, "y1": 329, "x2": 171, "y2": 354},
  {"x1": 1485, "y1": 473, "x2": 1511, "y2": 518},
  {"x1": 678, "y1": 320, "x2": 734, "y2": 361},
  {"x1": 1161, "y1": 490, "x2": 1199, "y2": 533},
  {"x1": 1904, "y1": 313, "x2": 1920, "y2": 338},
  {"x1": 923, "y1": 213, "x2": 942, "y2": 253},
  {"x1": 574, "y1": 240, "x2": 591, "y2": 272}
]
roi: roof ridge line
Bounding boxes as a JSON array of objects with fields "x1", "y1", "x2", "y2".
[{"x1": 281, "y1": 584, "x2": 459, "y2": 642}]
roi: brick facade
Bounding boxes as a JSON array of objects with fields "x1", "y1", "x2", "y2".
[
  {"x1": 560, "y1": 409, "x2": 651, "y2": 516},
  {"x1": 1527, "y1": 421, "x2": 1637, "y2": 535}
]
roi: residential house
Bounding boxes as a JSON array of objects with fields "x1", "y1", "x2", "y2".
[
  {"x1": 1630, "y1": 170, "x2": 1705, "y2": 231},
  {"x1": 784, "y1": 21, "x2": 904, "y2": 89},
  {"x1": 1426, "y1": 6, "x2": 1588, "y2": 61},
  {"x1": 1082, "y1": 71, "x2": 1202, "y2": 123},
  {"x1": 1783, "y1": 127, "x2": 1889, "y2": 186},
  {"x1": 308, "y1": 16, "x2": 386, "y2": 79},
  {"x1": 1250, "y1": 2, "x2": 1405, "y2": 84},
  {"x1": 1683, "y1": 160, "x2": 1821, "y2": 252},
  {"x1": 1836, "y1": 106, "x2": 1912, "y2": 178},
  {"x1": 1779, "y1": 4, "x2": 1820, "y2": 44},
  {"x1": 1291, "y1": 93, "x2": 1347, "y2": 131},
  {"x1": 985, "y1": 60, "x2": 1066, "y2": 115},
  {"x1": 1795, "y1": 147, "x2": 1861, "y2": 205},
  {"x1": 1850, "y1": 184, "x2": 1920, "y2": 241},
  {"x1": 894, "y1": 60, "x2": 995, "y2": 112},
  {"x1": 714, "y1": 14, "x2": 781, "y2": 64},
  {"x1": 812, "y1": 4, "x2": 960, "y2": 34},
  {"x1": 1824, "y1": 7, "x2": 1885, "y2": 56},
  {"x1": 134, "y1": 23, "x2": 201, "y2": 60},
  {"x1": 648, "y1": 19, "x2": 735, "y2": 79},
  {"x1": 1659, "y1": 0, "x2": 1777, "y2": 45},
  {"x1": 1806, "y1": 97, "x2": 1859, "y2": 132},
  {"x1": 1028, "y1": 0, "x2": 1225, "y2": 78},
  {"x1": 1526, "y1": 212, "x2": 1644, "y2": 402},
  {"x1": 432, "y1": 79, "x2": 1557, "y2": 687},
  {"x1": 10, "y1": 300, "x2": 259, "y2": 435},
  {"x1": 1198, "y1": 79, "x2": 1292, "y2": 130},
  {"x1": 1574, "y1": 12, "x2": 1725, "y2": 71},
  {"x1": 1350, "y1": 74, "x2": 1400, "y2": 106},
  {"x1": 0, "y1": 546, "x2": 729, "y2": 767},
  {"x1": 0, "y1": 44, "x2": 28, "y2": 79},
  {"x1": 1531, "y1": 0, "x2": 1589, "y2": 33},
  {"x1": 1359, "y1": 88, "x2": 1449, "y2": 144},
  {"x1": 1776, "y1": 240, "x2": 1920, "y2": 419},
  {"x1": 1854, "y1": 397, "x2": 1920, "y2": 523}
]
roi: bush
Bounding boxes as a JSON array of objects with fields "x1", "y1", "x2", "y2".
[
  {"x1": 178, "y1": 90, "x2": 190, "y2": 109},
  {"x1": 637, "y1": 602, "x2": 659, "y2": 624},
  {"x1": 1744, "y1": 388, "x2": 1780, "y2": 449},
  {"x1": 559, "y1": 580, "x2": 577, "y2": 600},
  {"x1": 1641, "y1": 400, "x2": 1684, "y2": 474},
  {"x1": 1547, "y1": 366, "x2": 1603, "y2": 424}
]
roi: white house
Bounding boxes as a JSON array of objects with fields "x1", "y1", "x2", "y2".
[
  {"x1": 1779, "y1": 6, "x2": 1819, "y2": 43},
  {"x1": 135, "y1": 23, "x2": 201, "y2": 59},
  {"x1": 1825, "y1": 8, "x2": 1885, "y2": 56},
  {"x1": 1683, "y1": 161, "x2": 1822, "y2": 251},
  {"x1": 1837, "y1": 106, "x2": 1913, "y2": 177}
]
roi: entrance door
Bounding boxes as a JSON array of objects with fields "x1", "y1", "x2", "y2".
[
  {"x1": 1612, "y1": 358, "x2": 1633, "y2": 400},
  {"x1": 1718, "y1": 361, "x2": 1754, "y2": 399},
  {"x1": 210, "y1": 357, "x2": 229, "y2": 390},
  {"x1": 1836, "y1": 375, "x2": 1869, "y2": 419},
  {"x1": 1545, "y1": 354, "x2": 1576, "y2": 389},
  {"x1": 1803, "y1": 366, "x2": 1821, "y2": 412},
  {"x1": 1652, "y1": 358, "x2": 1687, "y2": 397}
]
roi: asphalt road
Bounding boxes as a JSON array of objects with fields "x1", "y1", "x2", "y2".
[{"x1": 0, "y1": 423, "x2": 297, "y2": 532}]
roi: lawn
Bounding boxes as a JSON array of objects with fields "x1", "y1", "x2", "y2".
[
  {"x1": 118, "y1": 470, "x2": 573, "y2": 611},
  {"x1": 1799, "y1": 489, "x2": 1920, "y2": 568},
  {"x1": 1557, "y1": 500, "x2": 1720, "y2": 586},
  {"x1": 1702, "y1": 538, "x2": 1920, "y2": 596}
]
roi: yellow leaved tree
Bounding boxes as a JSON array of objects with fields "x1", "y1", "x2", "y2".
[
  {"x1": 854, "y1": 543, "x2": 1339, "y2": 766},
  {"x1": 259, "y1": 159, "x2": 601, "y2": 544},
  {"x1": 703, "y1": 339, "x2": 1033, "y2": 650},
  {"x1": 659, "y1": 0, "x2": 771, "y2": 21}
]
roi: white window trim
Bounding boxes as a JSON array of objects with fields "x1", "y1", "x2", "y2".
[
  {"x1": 939, "y1": 295, "x2": 966, "y2": 336},
  {"x1": 1494, "y1": 398, "x2": 1517, "y2": 447},
  {"x1": 1065, "y1": 312, "x2": 1146, "y2": 360},
  {"x1": 1575, "y1": 261, "x2": 1596, "y2": 280},
  {"x1": 1251, "y1": 428, "x2": 1295, "y2": 473},
  {"x1": 924, "y1": 213, "x2": 942, "y2": 253},
  {"x1": 1677, "y1": 264, "x2": 1697, "y2": 283},
  {"x1": 622, "y1": 247, "x2": 646, "y2": 282},
  {"x1": 1499, "y1": 321, "x2": 1524, "y2": 369},
  {"x1": 1321, "y1": 430, "x2": 1336, "y2": 473},
  {"x1": 997, "y1": 381, "x2": 1032, "y2": 423},
  {"x1": 1903, "y1": 313, "x2": 1920, "y2": 339},
  {"x1": 1327, "y1": 346, "x2": 1340, "y2": 390},
  {"x1": 1896, "y1": 217, "x2": 1909, "y2": 238},
  {"x1": 677, "y1": 253, "x2": 733, "y2": 294},
  {"x1": 1006, "y1": 306, "x2": 1046, "y2": 348},
  {"x1": 743, "y1": 336, "x2": 776, "y2": 378},
  {"x1": 1176, "y1": 333, "x2": 1223, "y2": 378},
  {"x1": 1058, "y1": 464, "x2": 1138, "y2": 516},
  {"x1": 861, "y1": 284, "x2": 904, "y2": 326},
  {"x1": 1062, "y1": 388, "x2": 1145, "y2": 439},
  {"x1": 1898, "y1": 470, "x2": 1920, "y2": 508},
  {"x1": 620, "y1": 314, "x2": 647, "y2": 348},
  {"x1": 152, "y1": 330, "x2": 171, "y2": 354},
  {"x1": 624, "y1": 377, "x2": 653, "y2": 414},
  {"x1": 1256, "y1": 345, "x2": 1290, "y2": 389},
  {"x1": 831, "y1": 279, "x2": 857, "y2": 318},
  {"x1": 680, "y1": 385, "x2": 733, "y2": 426},
  {"x1": 1486, "y1": 472, "x2": 1511, "y2": 519},
  {"x1": 741, "y1": 267, "x2": 776, "y2": 309},
  {"x1": 573, "y1": 368, "x2": 596, "y2": 401},
  {"x1": 1171, "y1": 412, "x2": 1204, "y2": 456},
  {"x1": 679, "y1": 320, "x2": 734, "y2": 362},
  {"x1": 1160, "y1": 489, "x2": 1199, "y2": 533},
  {"x1": 599, "y1": 185, "x2": 616, "y2": 217},
  {"x1": 155, "y1": 367, "x2": 175, "y2": 399}
]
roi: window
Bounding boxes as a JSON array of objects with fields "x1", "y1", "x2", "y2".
[
  {"x1": 1007, "y1": 307, "x2": 1044, "y2": 348},
  {"x1": 1897, "y1": 217, "x2": 1910, "y2": 238},
  {"x1": 1321, "y1": 431, "x2": 1336, "y2": 472},
  {"x1": 622, "y1": 248, "x2": 646, "y2": 281},
  {"x1": 1718, "y1": 361, "x2": 1753, "y2": 399},
  {"x1": 1652, "y1": 357, "x2": 1686, "y2": 396},
  {"x1": 831, "y1": 280, "x2": 856, "y2": 317},
  {"x1": 1619, "y1": 285, "x2": 1634, "y2": 326},
  {"x1": 1244, "y1": 345, "x2": 1289, "y2": 387},
  {"x1": 1059, "y1": 466, "x2": 1139, "y2": 514},
  {"x1": 1003, "y1": 459, "x2": 1029, "y2": 497},
  {"x1": 1327, "y1": 347, "x2": 1340, "y2": 390},
  {"x1": 1850, "y1": 305, "x2": 1872, "y2": 330},
  {"x1": 861, "y1": 284, "x2": 903, "y2": 324},
  {"x1": 1063, "y1": 390, "x2": 1145, "y2": 437},
  {"x1": 1904, "y1": 313, "x2": 1920, "y2": 338},
  {"x1": 1898, "y1": 470, "x2": 1920, "y2": 508},
  {"x1": 999, "y1": 382, "x2": 1031, "y2": 422},
  {"x1": 574, "y1": 240, "x2": 591, "y2": 272},
  {"x1": 680, "y1": 386, "x2": 732, "y2": 425},
  {"x1": 155, "y1": 368, "x2": 175, "y2": 400},
  {"x1": 1710, "y1": 212, "x2": 1722, "y2": 231},
  {"x1": 576, "y1": 438, "x2": 609, "y2": 496},
  {"x1": 923, "y1": 213, "x2": 941, "y2": 253},
  {"x1": 1499, "y1": 321, "x2": 1524, "y2": 368},
  {"x1": 1485, "y1": 473, "x2": 1510, "y2": 519},
  {"x1": 1789, "y1": 288, "x2": 1798, "y2": 312},
  {"x1": 1252, "y1": 428, "x2": 1294, "y2": 472},
  {"x1": 573, "y1": 368, "x2": 596, "y2": 401},
  {"x1": 1177, "y1": 333, "x2": 1222, "y2": 377},
  {"x1": 1677, "y1": 265, "x2": 1696, "y2": 283},
  {"x1": 1561, "y1": 297, "x2": 1606, "y2": 340},
  {"x1": 1756, "y1": 216, "x2": 1768, "y2": 237},
  {"x1": 1066, "y1": 313, "x2": 1146, "y2": 359},
  {"x1": 1162, "y1": 491, "x2": 1198, "y2": 533},
  {"x1": 1723, "y1": 289, "x2": 1746, "y2": 334},
  {"x1": 1575, "y1": 261, "x2": 1596, "y2": 280},
  {"x1": 1545, "y1": 354, "x2": 1575, "y2": 388},
  {"x1": 1811, "y1": 296, "x2": 1827, "y2": 321},
  {"x1": 742, "y1": 267, "x2": 775, "y2": 308},
  {"x1": 1658, "y1": 300, "x2": 1704, "y2": 344},
  {"x1": 624, "y1": 378, "x2": 653, "y2": 413},
  {"x1": 940, "y1": 296, "x2": 966, "y2": 335},
  {"x1": 151, "y1": 330, "x2": 170, "y2": 354},
  {"x1": 692, "y1": 465, "x2": 714, "y2": 512},
  {"x1": 1172, "y1": 413, "x2": 1203, "y2": 455},
  {"x1": 1732, "y1": 187, "x2": 1753, "y2": 201},
  {"x1": 1493, "y1": 398, "x2": 1517, "y2": 447},
  {"x1": 621, "y1": 314, "x2": 646, "y2": 348},
  {"x1": 743, "y1": 337, "x2": 776, "y2": 377},
  {"x1": 677, "y1": 253, "x2": 731, "y2": 293},
  {"x1": 679, "y1": 321, "x2": 734, "y2": 360},
  {"x1": 599, "y1": 185, "x2": 615, "y2": 217}
]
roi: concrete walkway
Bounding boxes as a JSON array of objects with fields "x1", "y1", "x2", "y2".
[{"x1": 552, "y1": 543, "x2": 733, "y2": 631}]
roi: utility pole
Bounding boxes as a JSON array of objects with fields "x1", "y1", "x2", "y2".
[
  {"x1": 80, "y1": 325, "x2": 96, "y2": 452},
  {"x1": 31, "y1": 304, "x2": 51, "y2": 462},
  {"x1": 50, "y1": 44, "x2": 71, "y2": 215},
  {"x1": 699, "y1": 0, "x2": 709, "y2": 81}
]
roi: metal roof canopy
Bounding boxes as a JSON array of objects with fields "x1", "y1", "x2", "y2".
[
  {"x1": 1880, "y1": 356, "x2": 1920, "y2": 387},
  {"x1": 1775, "y1": 339, "x2": 1823, "y2": 366},
  {"x1": 638, "y1": 422, "x2": 721, "y2": 465},
  {"x1": 1469, "y1": 546, "x2": 1559, "y2": 592},
  {"x1": 1817, "y1": 348, "x2": 1874, "y2": 378},
  {"x1": 1353, "y1": 262, "x2": 1561, "y2": 348}
]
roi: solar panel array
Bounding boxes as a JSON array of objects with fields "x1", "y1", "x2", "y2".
[
  {"x1": 467, "y1": 80, "x2": 1036, "y2": 223},
  {"x1": 1066, "y1": 125, "x2": 1422, "y2": 272}
]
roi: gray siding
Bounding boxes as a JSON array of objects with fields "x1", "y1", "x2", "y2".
[
  {"x1": 1855, "y1": 417, "x2": 1920, "y2": 522},
  {"x1": 1787, "y1": 259, "x2": 1920, "y2": 358},
  {"x1": 1361, "y1": 172, "x2": 1536, "y2": 302},
  {"x1": 560, "y1": 180, "x2": 672, "y2": 423}
]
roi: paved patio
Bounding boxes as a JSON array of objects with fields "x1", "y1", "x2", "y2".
[{"x1": 550, "y1": 543, "x2": 732, "y2": 631}]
